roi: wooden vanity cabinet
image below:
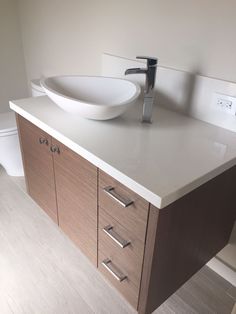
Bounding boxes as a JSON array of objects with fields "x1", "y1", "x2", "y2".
[
  {"x1": 16, "y1": 115, "x2": 97, "y2": 266},
  {"x1": 16, "y1": 114, "x2": 236, "y2": 314}
]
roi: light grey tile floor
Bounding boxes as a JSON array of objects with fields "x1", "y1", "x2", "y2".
[{"x1": 0, "y1": 167, "x2": 235, "y2": 314}]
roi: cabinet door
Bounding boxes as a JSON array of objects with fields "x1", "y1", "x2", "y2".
[
  {"x1": 16, "y1": 115, "x2": 58, "y2": 224},
  {"x1": 52, "y1": 138, "x2": 98, "y2": 266}
]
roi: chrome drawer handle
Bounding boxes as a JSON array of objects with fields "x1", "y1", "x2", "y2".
[
  {"x1": 103, "y1": 186, "x2": 133, "y2": 207},
  {"x1": 103, "y1": 225, "x2": 131, "y2": 248},
  {"x1": 50, "y1": 145, "x2": 60, "y2": 154},
  {"x1": 102, "y1": 258, "x2": 127, "y2": 282},
  {"x1": 39, "y1": 137, "x2": 48, "y2": 145}
]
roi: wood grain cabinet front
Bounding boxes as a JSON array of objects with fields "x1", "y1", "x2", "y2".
[
  {"x1": 99, "y1": 170, "x2": 149, "y2": 242},
  {"x1": 52, "y1": 138, "x2": 98, "y2": 266},
  {"x1": 17, "y1": 115, "x2": 58, "y2": 223},
  {"x1": 98, "y1": 208, "x2": 146, "y2": 309},
  {"x1": 98, "y1": 170, "x2": 150, "y2": 309},
  {"x1": 16, "y1": 115, "x2": 98, "y2": 266}
]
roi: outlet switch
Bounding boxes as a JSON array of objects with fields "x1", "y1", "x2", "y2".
[{"x1": 212, "y1": 93, "x2": 236, "y2": 116}]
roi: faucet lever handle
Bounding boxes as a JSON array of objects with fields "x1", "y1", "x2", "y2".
[{"x1": 136, "y1": 56, "x2": 158, "y2": 67}]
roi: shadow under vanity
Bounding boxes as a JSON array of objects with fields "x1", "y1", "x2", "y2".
[{"x1": 14, "y1": 113, "x2": 236, "y2": 314}]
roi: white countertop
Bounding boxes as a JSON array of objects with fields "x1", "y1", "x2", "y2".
[{"x1": 10, "y1": 96, "x2": 236, "y2": 209}]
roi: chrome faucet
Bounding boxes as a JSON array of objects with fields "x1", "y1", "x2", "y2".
[{"x1": 125, "y1": 56, "x2": 158, "y2": 123}]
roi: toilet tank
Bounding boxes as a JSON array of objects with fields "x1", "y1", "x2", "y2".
[{"x1": 31, "y1": 79, "x2": 45, "y2": 97}]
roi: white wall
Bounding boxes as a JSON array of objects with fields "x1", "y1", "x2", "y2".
[
  {"x1": 0, "y1": 0, "x2": 28, "y2": 113},
  {"x1": 18, "y1": 0, "x2": 236, "y2": 83}
]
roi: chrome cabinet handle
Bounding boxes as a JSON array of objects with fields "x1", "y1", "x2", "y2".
[
  {"x1": 103, "y1": 225, "x2": 130, "y2": 248},
  {"x1": 39, "y1": 137, "x2": 48, "y2": 145},
  {"x1": 50, "y1": 145, "x2": 60, "y2": 154},
  {"x1": 103, "y1": 186, "x2": 133, "y2": 207},
  {"x1": 102, "y1": 258, "x2": 127, "y2": 282}
]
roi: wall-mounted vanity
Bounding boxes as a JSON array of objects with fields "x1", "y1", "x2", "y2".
[{"x1": 10, "y1": 95, "x2": 236, "y2": 314}]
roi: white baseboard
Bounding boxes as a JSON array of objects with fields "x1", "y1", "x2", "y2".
[{"x1": 207, "y1": 257, "x2": 236, "y2": 287}]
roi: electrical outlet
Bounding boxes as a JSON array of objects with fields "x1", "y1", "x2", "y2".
[
  {"x1": 212, "y1": 93, "x2": 236, "y2": 116},
  {"x1": 216, "y1": 98, "x2": 232, "y2": 109}
]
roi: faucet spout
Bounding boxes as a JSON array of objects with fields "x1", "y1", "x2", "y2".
[
  {"x1": 124, "y1": 68, "x2": 147, "y2": 75},
  {"x1": 124, "y1": 56, "x2": 158, "y2": 123}
]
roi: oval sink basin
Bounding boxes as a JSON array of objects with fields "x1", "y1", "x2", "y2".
[{"x1": 41, "y1": 75, "x2": 141, "y2": 120}]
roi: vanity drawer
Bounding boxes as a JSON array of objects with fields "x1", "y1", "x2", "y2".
[
  {"x1": 99, "y1": 208, "x2": 145, "y2": 288},
  {"x1": 98, "y1": 250, "x2": 140, "y2": 309},
  {"x1": 99, "y1": 170, "x2": 149, "y2": 242}
]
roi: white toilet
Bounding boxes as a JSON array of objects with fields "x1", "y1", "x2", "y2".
[
  {"x1": 0, "y1": 79, "x2": 45, "y2": 176},
  {"x1": 0, "y1": 111, "x2": 24, "y2": 176}
]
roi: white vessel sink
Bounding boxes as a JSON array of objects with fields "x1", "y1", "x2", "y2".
[{"x1": 41, "y1": 75, "x2": 140, "y2": 120}]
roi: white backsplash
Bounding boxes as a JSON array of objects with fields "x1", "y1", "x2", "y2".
[{"x1": 101, "y1": 53, "x2": 236, "y2": 133}]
